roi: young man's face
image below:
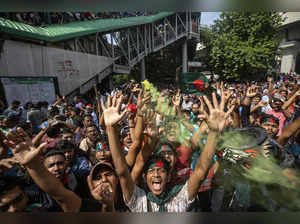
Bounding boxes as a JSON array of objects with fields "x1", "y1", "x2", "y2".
[
  {"x1": 280, "y1": 91, "x2": 288, "y2": 99},
  {"x1": 64, "y1": 110, "x2": 70, "y2": 118},
  {"x1": 95, "y1": 143, "x2": 112, "y2": 163},
  {"x1": 192, "y1": 104, "x2": 199, "y2": 115},
  {"x1": 145, "y1": 167, "x2": 169, "y2": 196},
  {"x1": 271, "y1": 101, "x2": 283, "y2": 112},
  {"x1": 86, "y1": 126, "x2": 99, "y2": 142},
  {"x1": 11, "y1": 103, "x2": 20, "y2": 110},
  {"x1": 0, "y1": 186, "x2": 28, "y2": 212},
  {"x1": 253, "y1": 96, "x2": 260, "y2": 105},
  {"x1": 44, "y1": 155, "x2": 67, "y2": 181},
  {"x1": 61, "y1": 133, "x2": 74, "y2": 142},
  {"x1": 261, "y1": 122, "x2": 279, "y2": 138},
  {"x1": 83, "y1": 116, "x2": 93, "y2": 128},
  {"x1": 158, "y1": 151, "x2": 176, "y2": 172},
  {"x1": 91, "y1": 168, "x2": 118, "y2": 201},
  {"x1": 167, "y1": 123, "x2": 179, "y2": 143},
  {"x1": 64, "y1": 149, "x2": 75, "y2": 165},
  {"x1": 122, "y1": 132, "x2": 132, "y2": 148}
]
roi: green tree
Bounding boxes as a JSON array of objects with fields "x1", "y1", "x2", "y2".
[{"x1": 209, "y1": 12, "x2": 283, "y2": 81}]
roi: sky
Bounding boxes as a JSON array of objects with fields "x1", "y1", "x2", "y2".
[{"x1": 201, "y1": 12, "x2": 221, "y2": 26}]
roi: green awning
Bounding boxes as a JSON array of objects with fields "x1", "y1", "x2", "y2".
[{"x1": 0, "y1": 12, "x2": 174, "y2": 42}]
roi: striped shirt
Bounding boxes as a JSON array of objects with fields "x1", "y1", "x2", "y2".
[{"x1": 125, "y1": 182, "x2": 194, "y2": 212}]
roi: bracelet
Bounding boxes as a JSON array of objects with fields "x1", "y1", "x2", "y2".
[{"x1": 129, "y1": 126, "x2": 135, "y2": 128}]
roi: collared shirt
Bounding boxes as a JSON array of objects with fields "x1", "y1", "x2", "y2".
[{"x1": 125, "y1": 182, "x2": 194, "y2": 212}]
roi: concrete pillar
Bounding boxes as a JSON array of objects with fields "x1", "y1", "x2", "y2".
[
  {"x1": 182, "y1": 39, "x2": 188, "y2": 73},
  {"x1": 141, "y1": 57, "x2": 146, "y2": 81},
  {"x1": 279, "y1": 41, "x2": 300, "y2": 73}
]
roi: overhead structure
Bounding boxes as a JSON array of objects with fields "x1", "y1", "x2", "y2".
[{"x1": 0, "y1": 12, "x2": 201, "y2": 95}]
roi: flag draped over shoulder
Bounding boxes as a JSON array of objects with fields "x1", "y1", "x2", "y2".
[{"x1": 179, "y1": 72, "x2": 210, "y2": 95}]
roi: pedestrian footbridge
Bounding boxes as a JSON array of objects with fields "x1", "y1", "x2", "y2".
[{"x1": 0, "y1": 12, "x2": 200, "y2": 98}]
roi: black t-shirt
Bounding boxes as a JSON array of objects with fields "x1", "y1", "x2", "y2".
[
  {"x1": 79, "y1": 198, "x2": 129, "y2": 212},
  {"x1": 79, "y1": 199, "x2": 102, "y2": 212}
]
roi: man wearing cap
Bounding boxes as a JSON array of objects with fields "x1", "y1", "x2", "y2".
[
  {"x1": 101, "y1": 91, "x2": 234, "y2": 212},
  {"x1": 87, "y1": 161, "x2": 128, "y2": 211},
  {"x1": 3, "y1": 128, "x2": 125, "y2": 212}
]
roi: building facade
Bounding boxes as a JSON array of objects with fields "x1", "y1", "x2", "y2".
[{"x1": 279, "y1": 12, "x2": 300, "y2": 73}]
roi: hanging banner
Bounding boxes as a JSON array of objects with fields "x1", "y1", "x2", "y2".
[{"x1": 1, "y1": 77, "x2": 56, "y2": 106}]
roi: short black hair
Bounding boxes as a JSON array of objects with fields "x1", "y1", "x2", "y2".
[
  {"x1": 48, "y1": 106, "x2": 59, "y2": 117},
  {"x1": 143, "y1": 155, "x2": 171, "y2": 174},
  {"x1": 43, "y1": 149, "x2": 66, "y2": 160},
  {"x1": 70, "y1": 107, "x2": 80, "y2": 115},
  {"x1": 56, "y1": 140, "x2": 76, "y2": 152},
  {"x1": 60, "y1": 128, "x2": 73, "y2": 135},
  {"x1": 83, "y1": 114, "x2": 93, "y2": 120},
  {"x1": 86, "y1": 124, "x2": 98, "y2": 130},
  {"x1": 11, "y1": 100, "x2": 20, "y2": 105}
]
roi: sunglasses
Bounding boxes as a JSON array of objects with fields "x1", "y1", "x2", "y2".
[{"x1": 0, "y1": 193, "x2": 25, "y2": 212}]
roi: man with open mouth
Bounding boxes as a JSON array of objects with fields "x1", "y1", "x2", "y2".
[{"x1": 101, "y1": 89, "x2": 234, "y2": 212}]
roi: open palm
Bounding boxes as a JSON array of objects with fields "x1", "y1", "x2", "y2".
[
  {"x1": 202, "y1": 90, "x2": 235, "y2": 133},
  {"x1": 101, "y1": 95, "x2": 127, "y2": 127},
  {"x1": 4, "y1": 128, "x2": 46, "y2": 166}
]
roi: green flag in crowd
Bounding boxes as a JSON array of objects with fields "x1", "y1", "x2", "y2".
[{"x1": 179, "y1": 72, "x2": 210, "y2": 95}]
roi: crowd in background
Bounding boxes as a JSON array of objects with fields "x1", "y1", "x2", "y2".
[
  {"x1": 1, "y1": 73, "x2": 300, "y2": 212},
  {"x1": 0, "y1": 12, "x2": 155, "y2": 27}
]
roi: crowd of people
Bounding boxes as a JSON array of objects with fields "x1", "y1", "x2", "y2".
[
  {"x1": 0, "y1": 12, "x2": 154, "y2": 27},
  {"x1": 0, "y1": 74, "x2": 300, "y2": 212}
]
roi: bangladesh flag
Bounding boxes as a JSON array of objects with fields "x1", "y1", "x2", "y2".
[{"x1": 179, "y1": 72, "x2": 210, "y2": 95}]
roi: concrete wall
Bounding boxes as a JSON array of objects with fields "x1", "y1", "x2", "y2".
[
  {"x1": 282, "y1": 12, "x2": 300, "y2": 26},
  {"x1": 279, "y1": 13, "x2": 300, "y2": 73},
  {"x1": 0, "y1": 40, "x2": 114, "y2": 96}
]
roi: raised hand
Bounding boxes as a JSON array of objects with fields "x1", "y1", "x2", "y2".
[
  {"x1": 246, "y1": 86, "x2": 258, "y2": 98},
  {"x1": 0, "y1": 157, "x2": 19, "y2": 173},
  {"x1": 136, "y1": 90, "x2": 151, "y2": 110},
  {"x1": 87, "y1": 177, "x2": 114, "y2": 206},
  {"x1": 101, "y1": 95, "x2": 127, "y2": 127},
  {"x1": 172, "y1": 89, "x2": 181, "y2": 107},
  {"x1": 202, "y1": 91, "x2": 235, "y2": 132},
  {"x1": 4, "y1": 128, "x2": 46, "y2": 166},
  {"x1": 258, "y1": 100, "x2": 268, "y2": 107}
]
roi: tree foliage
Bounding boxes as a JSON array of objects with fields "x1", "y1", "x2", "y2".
[{"x1": 208, "y1": 12, "x2": 283, "y2": 81}]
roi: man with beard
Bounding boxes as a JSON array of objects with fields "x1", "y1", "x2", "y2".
[
  {"x1": 79, "y1": 124, "x2": 100, "y2": 165},
  {"x1": 258, "y1": 114, "x2": 282, "y2": 160},
  {"x1": 101, "y1": 92, "x2": 234, "y2": 212}
]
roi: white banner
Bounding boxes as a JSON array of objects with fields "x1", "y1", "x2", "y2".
[{"x1": 1, "y1": 77, "x2": 56, "y2": 106}]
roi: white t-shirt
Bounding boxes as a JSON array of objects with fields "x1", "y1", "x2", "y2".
[{"x1": 125, "y1": 182, "x2": 194, "y2": 212}]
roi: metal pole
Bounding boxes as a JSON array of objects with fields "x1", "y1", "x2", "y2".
[
  {"x1": 182, "y1": 39, "x2": 188, "y2": 73},
  {"x1": 109, "y1": 74, "x2": 113, "y2": 91},
  {"x1": 141, "y1": 57, "x2": 146, "y2": 81}
]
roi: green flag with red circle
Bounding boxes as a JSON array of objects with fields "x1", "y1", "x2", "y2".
[{"x1": 179, "y1": 72, "x2": 210, "y2": 95}]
